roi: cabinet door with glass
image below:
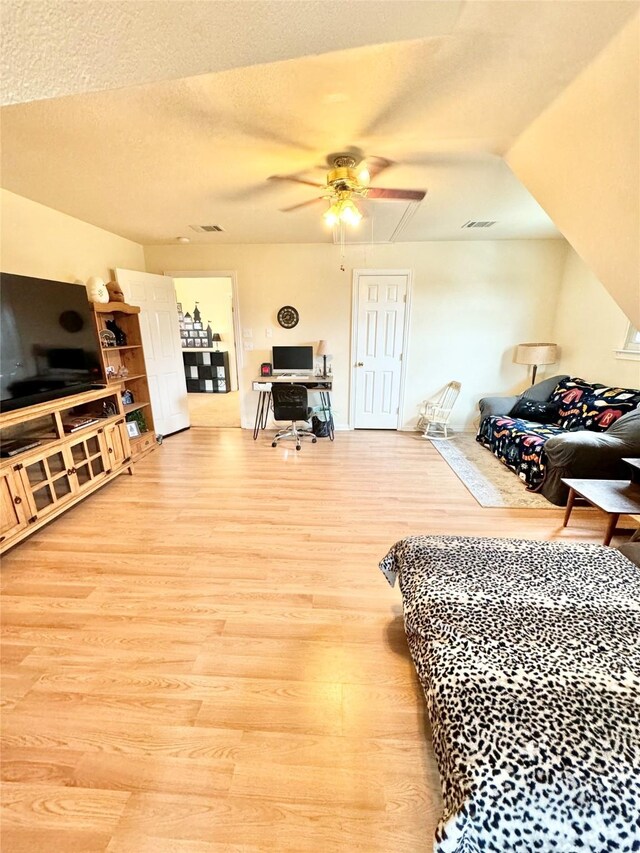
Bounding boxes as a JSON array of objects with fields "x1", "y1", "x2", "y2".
[
  {"x1": 17, "y1": 448, "x2": 75, "y2": 522},
  {"x1": 0, "y1": 468, "x2": 29, "y2": 544},
  {"x1": 66, "y1": 428, "x2": 110, "y2": 492}
]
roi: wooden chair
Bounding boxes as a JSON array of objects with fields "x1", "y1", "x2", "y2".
[{"x1": 418, "y1": 381, "x2": 462, "y2": 439}]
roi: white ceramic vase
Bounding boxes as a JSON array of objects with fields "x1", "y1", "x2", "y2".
[{"x1": 86, "y1": 276, "x2": 109, "y2": 303}]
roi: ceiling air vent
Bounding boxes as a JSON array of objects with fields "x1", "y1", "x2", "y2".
[
  {"x1": 462, "y1": 220, "x2": 496, "y2": 229},
  {"x1": 189, "y1": 224, "x2": 225, "y2": 233}
]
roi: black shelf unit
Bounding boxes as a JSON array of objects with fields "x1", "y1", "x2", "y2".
[{"x1": 183, "y1": 350, "x2": 230, "y2": 394}]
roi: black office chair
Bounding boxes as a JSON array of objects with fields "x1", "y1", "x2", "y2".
[{"x1": 270, "y1": 384, "x2": 317, "y2": 451}]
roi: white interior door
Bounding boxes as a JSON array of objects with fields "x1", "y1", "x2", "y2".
[
  {"x1": 115, "y1": 269, "x2": 189, "y2": 436},
  {"x1": 353, "y1": 271, "x2": 408, "y2": 429}
]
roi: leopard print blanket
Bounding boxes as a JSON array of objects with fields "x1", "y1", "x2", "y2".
[{"x1": 379, "y1": 535, "x2": 640, "y2": 852}]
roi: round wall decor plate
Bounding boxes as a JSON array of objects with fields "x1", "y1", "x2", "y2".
[{"x1": 277, "y1": 305, "x2": 299, "y2": 329}]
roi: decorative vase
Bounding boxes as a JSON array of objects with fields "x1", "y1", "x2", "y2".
[{"x1": 86, "y1": 276, "x2": 109, "y2": 304}]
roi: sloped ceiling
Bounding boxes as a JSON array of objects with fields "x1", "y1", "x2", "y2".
[
  {"x1": 507, "y1": 13, "x2": 640, "y2": 327},
  {"x1": 0, "y1": 1, "x2": 637, "y2": 247}
]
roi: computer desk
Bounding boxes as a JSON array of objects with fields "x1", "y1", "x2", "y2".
[{"x1": 252, "y1": 375, "x2": 334, "y2": 441}]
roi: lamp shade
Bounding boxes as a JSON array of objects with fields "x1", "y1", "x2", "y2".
[
  {"x1": 514, "y1": 343, "x2": 558, "y2": 366},
  {"x1": 317, "y1": 340, "x2": 329, "y2": 356},
  {"x1": 212, "y1": 333, "x2": 222, "y2": 343}
]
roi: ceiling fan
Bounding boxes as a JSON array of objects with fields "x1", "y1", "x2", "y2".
[{"x1": 268, "y1": 150, "x2": 427, "y2": 226}]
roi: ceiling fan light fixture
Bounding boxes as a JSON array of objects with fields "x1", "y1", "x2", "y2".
[
  {"x1": 323, "y1": 207, "x2": 339, "y2": 228},
  {"x1": 341, "y1": 198, "x2": 362, "y2": 226},
  {"x1": 324, "y1": 196, "x2": 362, "y2": 228}
]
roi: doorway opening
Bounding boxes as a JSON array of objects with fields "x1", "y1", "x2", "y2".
[{"x1": 170, "y1": 272, "x2": 242, "y2": 428}]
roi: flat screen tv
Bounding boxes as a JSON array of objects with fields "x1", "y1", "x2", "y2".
[
  {"x1": 1, "y1": 273, "x2": 103, "y2": 412},
  {"x1": 272, "y1": 345, "x2": 314, "y2": 374}
]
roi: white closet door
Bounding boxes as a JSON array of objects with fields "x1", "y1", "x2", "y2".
[
  {"x1": 353, "y1": 272, "x2": 408, "y2": 429},
  {"x1": 115, "y1": 269, "x2": 189, "y2": 436}
]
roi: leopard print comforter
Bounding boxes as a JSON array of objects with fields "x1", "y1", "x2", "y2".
[{"x1": 379, "y1": 535, "x2": 640, "y2": 852}]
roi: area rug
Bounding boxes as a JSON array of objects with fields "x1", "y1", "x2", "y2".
[{"x1": 430, "y1": 432, "x2": 555, "y2": 509}]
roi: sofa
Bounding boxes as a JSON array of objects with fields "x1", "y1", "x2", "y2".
[{"x1": 477, "y1": 375, "x2": 640, "y2": 505}]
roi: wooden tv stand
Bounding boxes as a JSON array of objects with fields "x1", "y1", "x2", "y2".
[{"x1": 0, "y1": 385, "x2": 134, "y2": 553}]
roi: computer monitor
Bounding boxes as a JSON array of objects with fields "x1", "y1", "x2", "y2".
[{"x1": 272, "y1": 345, "x2": 314, "y2": 374}]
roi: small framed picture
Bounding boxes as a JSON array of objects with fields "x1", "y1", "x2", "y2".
[
  {"x1": 186, "y1": 339, "x2": 195, "y2": 347},
  {"x1": 199, "y1": 331, "x2": 208, "y2": 338},
  {"x1": 193, "y1": 322, "x2": 203, "y2": 330},
  {"x1": 195, "y1": 339, "x2": 202, "y2": 347},
  {"x1": 126, "y1": 422, "x2": 140, "y2": 438}
]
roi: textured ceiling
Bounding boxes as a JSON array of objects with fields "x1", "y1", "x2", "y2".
[
  {"x1": 0, "y1": 0, "x2": 463, "y2": 105},
  {"x1": 1, "y1": 1, "x2": 637, "y2": 244}
]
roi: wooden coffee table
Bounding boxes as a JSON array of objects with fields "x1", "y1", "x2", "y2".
[
  {"x1": 562, "y1": 478, "x2": 640, "y2": 545},
  {"x1": 623, "y1": 457, "x2": 640, "y2": 484}
]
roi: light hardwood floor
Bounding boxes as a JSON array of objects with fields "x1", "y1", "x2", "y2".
[
  {"x1": 187, "y1": 391, "x2": 241, "y2": 428},
  {"x1": 1, "y1": 428, "x2": 615, "y2": 852}
]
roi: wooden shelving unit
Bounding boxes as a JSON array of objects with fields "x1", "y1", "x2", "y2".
[
  {"x1": 123, "y1": 402, "x2": 150, "y2": 415},
  {"x1": 108, "y1": 345, "x2": 143, "y2": 352},
  {"x1": 107, "y1": 373, "x2": 147, "y2": 384},
  {"x1": 93, "y1": 303, "x2": 157, "y2": 462}
]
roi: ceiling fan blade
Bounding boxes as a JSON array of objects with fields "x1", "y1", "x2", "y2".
[
  {"x1": 269, "y1": 175, "x2": 326, "y2": 189},
  {"x1": 403, "y1": 150, "x2": 502, "y2": 166},
  {"x1": 234, "y1": 118, "x2": 314, "y2": 152},
  {"x1": 155, "y1": 84, "x2": 315, "y2": 153},
  {"x1": 280, "y1": 197, "x2": 326, "y2": 213},
  {"x1": 365, "y1": 156, "x2": 394, "y2": 180},
  {"x1": 367, "y1": 188, "x2": 427, "y2": 202},
  {"x1": 229, "y1": 167, "x2": 328, "y2": 201}
]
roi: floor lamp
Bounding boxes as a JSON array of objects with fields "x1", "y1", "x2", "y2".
[{"x1": 514, "y1": 342, "x2": 558, "y2": 385}]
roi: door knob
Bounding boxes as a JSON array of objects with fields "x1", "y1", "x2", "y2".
[{"x1": 356, "y1": 361, "x2": 364, "y2": 367}]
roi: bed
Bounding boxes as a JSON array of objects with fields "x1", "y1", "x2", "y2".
[{"x1": 379, "y1": 535, "x2": 640, "y2": 853}]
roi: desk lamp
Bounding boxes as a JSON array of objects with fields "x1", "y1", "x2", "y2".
[{"x1": 317, "y1": 340, "x2": 330, "y2": 376}]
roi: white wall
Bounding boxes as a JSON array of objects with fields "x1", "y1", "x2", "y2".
[
  {"x1": 507, "y1": 13, "x2": 640, "y2": 328},
  {"x1": 144, "y1": 239, "x2": 567, "y2": 431},
  {"x1": 1, "y1": 188, "x2": 145, "y2": 283},
  {"x1": 0, "y1": 190, "x2": 575, "y2": 428},
  {"x1": 553, "y1": 247, "x2": 640, "y2": 388}
]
